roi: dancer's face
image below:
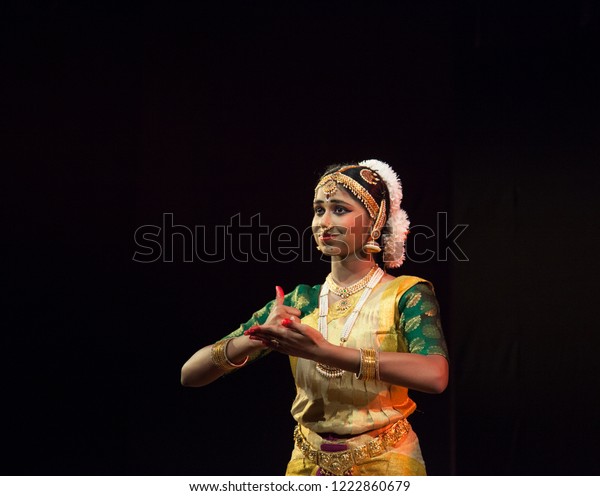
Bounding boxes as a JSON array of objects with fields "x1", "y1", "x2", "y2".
[{"x1": 312, "y1": 185, "x2": 372, "y2": 259}]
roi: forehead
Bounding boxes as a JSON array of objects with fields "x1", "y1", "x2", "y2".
[{"x1": 313, "y1": 184, "x2": 364, "y2": 207}]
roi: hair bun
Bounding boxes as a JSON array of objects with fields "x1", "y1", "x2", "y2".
[{"x1": 358, "y1": 159, "x2": 409, "y2": 268}]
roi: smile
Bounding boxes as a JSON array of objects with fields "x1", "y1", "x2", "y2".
[{"x1": 319, "y1": 232, "x2": 340, "y2": 242}]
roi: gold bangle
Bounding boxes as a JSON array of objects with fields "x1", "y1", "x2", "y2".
[
  {"x1": 356, "y1": 348, "x2": 378, "y2": 381},
  {"x1": 211, "y1": 338, "x2": 249, "y2": 372}
]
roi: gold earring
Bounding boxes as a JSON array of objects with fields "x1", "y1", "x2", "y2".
[
  {"x1": 363, "y1": 238, "x2": 381, "y2": 254},
  {"x1": 363, "y1": 228, "x2": 382, "y2": 254}
]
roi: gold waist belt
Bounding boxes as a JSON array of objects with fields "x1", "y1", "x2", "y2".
[{"x1": 294, "y1": 418, "x2": 411, "y2": 476}]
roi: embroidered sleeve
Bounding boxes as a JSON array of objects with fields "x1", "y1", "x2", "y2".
[
  {"x1": 218, "y1": 284, "x2": 321, "y2": 364},
  {"x1": 397, "y1": 283, "x2": 449, "y2": 359}
]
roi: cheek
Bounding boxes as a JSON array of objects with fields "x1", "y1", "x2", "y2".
[
  {"x1": 349, "y1": 214, "x2": 372, "y2": 236},
  {"x1": 311, "y1": 217, "x2": 322, "y2": 239},
  {"x1": 311, "y1": 216, "x2": 319, "y2": 231}
]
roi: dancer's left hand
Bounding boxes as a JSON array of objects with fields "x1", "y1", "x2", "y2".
[{"x1": 244, "y1": 318, "x2": 328, "y2": 361}]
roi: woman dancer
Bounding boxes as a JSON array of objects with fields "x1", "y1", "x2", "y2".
[{"x1": 181, "y1": 159, "x2": 449, "y2": 475}]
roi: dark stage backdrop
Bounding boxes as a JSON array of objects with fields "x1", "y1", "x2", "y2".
[{"x1": 2, "y1": 1, "x2": 599, "y2": 475}]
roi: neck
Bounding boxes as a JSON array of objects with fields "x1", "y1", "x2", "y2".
[{"x1": 329, "y1": 254, "x2": 378, "y2": 285}]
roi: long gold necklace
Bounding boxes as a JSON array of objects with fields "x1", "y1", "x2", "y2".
[
  {"x1": 316, "y1": 267, "x2": 384, "y2": 379},
  {"x1": 326, "y1": 265, "x2": 378, "y2": 312}
]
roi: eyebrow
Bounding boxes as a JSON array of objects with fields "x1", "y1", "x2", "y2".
[{"x1": 313, "y1": 199, "x2": 352, "y2": 206}]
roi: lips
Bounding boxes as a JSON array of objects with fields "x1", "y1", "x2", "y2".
[{"x1": 319, "y1": 232, "x2": 339, "y2": 242}]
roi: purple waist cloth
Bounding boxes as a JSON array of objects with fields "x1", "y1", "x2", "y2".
[{"x1": 320, "y1": 442, "x2": 348, "y2": 453}]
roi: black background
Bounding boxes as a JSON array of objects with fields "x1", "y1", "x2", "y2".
[{"x1": 2, "y1": 1, "x2": 599, "y2": 475}]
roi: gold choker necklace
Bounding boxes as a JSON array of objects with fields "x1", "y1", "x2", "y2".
[{"x1": 325, "y1": 265, "x2": 378, "y2": 311}]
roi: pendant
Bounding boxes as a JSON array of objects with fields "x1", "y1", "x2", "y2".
[{"x1": 335, "y1": 298, "x2": 351, "y2": 312}]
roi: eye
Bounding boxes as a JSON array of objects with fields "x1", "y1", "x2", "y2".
[
  {"x1": 313, "y1": 206, "x2": 325, "y2": 215},
  {"x1": 333, "y1": 206, "x2": 349, "y2": 214}
]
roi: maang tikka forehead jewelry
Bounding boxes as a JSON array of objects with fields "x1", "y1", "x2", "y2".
[
  {"x1": 315, "y1": 166, "x2": 381, "y2": 219},
  {"x1": 322, "y1": 178, "x2": 338, "y2": 199}
]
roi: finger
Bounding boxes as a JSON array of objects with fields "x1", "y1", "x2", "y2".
[
  {"x1": 249, "y1": 335, "x2": 269, "y2": 346},
  {"x1": 275, "y1": 286, "x2": 285, "y2": 306},
  {"x1": 252, "y1": 331, "x2": 280, "y2": 343},
  {"x1": 264, "y1": 337, "x2": 281, "y2": 348},
  {"x1": 281, "y1": 305, "x2": 302, "y2": 317},
  {"x1": 250, "y1": 325, "x2": 281, "y2": 339},
  {"x1": 281, "y1": 319, "x2": 304, "y2": 334},
  {"x1": 244, "y1": 324, "x2": 265, "y2": 336}
]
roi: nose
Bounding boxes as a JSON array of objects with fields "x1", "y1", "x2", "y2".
[{"x1": 319, "y1": 210, "x2": 332, "y2": 229}]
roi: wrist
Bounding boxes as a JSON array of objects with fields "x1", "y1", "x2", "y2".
[
  {"x1": 230, "y1": 335, "x2": 261, "y2": 356},
  {"x1": 311, "y1": 339, "x2": 334, "y2": 363},
  {"x1": 211, "y1": 338, "x2": 249, "y2": 371},
  {"x1": 313, "y1": 341, "x2": 360, "y2": 375}
]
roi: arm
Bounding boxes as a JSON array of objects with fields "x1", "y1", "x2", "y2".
[
  {"x1": 180, "y1": 286, "x2": 301, "y2": 387},
  {"x1": 247, "y1": 322, "x2": 448, "y2": 393},
  {"x1": 311, "y1": 342, "x2": 447, "y2": 394},
  {"x1": 180, "y1": 335, "x2": 264, "y2": 387},
  {"x1": 247, "y1": 283, "x2": 449, "y2": 393}
]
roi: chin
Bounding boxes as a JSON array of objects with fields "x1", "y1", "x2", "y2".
[{"x1": 321, "y1": 246, "x2": 342, "y2": 256}]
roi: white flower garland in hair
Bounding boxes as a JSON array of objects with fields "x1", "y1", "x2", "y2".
[{"x1": 359, "y1": 159, "x2": 410, "y2": 268}]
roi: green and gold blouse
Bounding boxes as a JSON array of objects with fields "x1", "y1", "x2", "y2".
[{"x1": 221, "y1": 276, "x2": 448, "y2": 435}]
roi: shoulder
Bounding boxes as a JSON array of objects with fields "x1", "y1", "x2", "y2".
[
  {"x1": 386, "y1": 275, "x2": 433, "y2": 295},
  {"x1": 286, "y1": 283, "x2": 321, "y2": 299},
  {"x1": 395, "y1": 278, "x2": 439, "y2": 314},
  {"x1": 384, "y1": 275, "x2": 436, "y2": 310},
  {"x1": 285, "y1": 284, "x2": 321, "y2": 316}
]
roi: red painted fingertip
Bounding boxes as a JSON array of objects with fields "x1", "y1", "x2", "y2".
[
  {"x1": 281, "y1": 318, "x2": 292, "y2": 327},
  {"x1": 276, "y1": 286, "x2": 285, "y2": 300},
  {"x1": 247, "y1": 325, "x2": 261, "y2": 333}
]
